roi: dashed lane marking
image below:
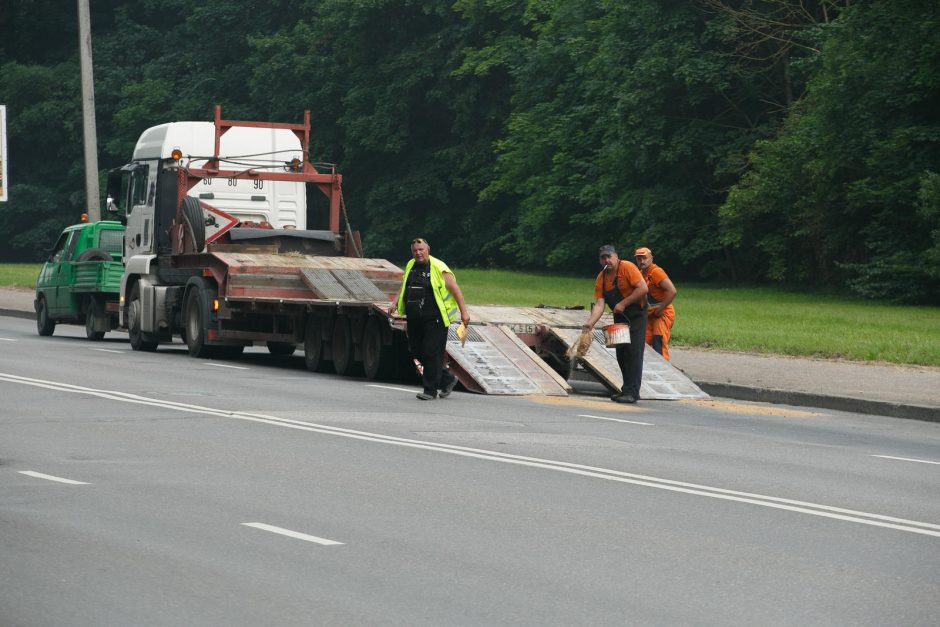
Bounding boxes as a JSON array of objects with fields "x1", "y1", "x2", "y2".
[
  {"x1": 871, "y1": 455, "x2": 940, "y2": 466},
  {"x1": 18, "y1": 470, "x2": 89, "y2": 485},
  {"x1": 578, "y1": 414, "x2": 653, "y2": 426},
  {"x1": 242, "y1": 522, "x2": 343, "y2": 546}
]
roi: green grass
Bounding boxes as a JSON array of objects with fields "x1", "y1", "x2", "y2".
[
  {"x1": 457, "y1": 269, "x2": 940, "y2": 367},
  {"x1": 5, "y1": 264, "x2": 938, "y2": 366},
  {"x1": 0, "y1": 264, "x2": 41, "y2": 289}
]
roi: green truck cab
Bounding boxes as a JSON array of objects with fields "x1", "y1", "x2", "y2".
[{"x1": 34, "y1": 220, "x2": 125, "y2": 339}]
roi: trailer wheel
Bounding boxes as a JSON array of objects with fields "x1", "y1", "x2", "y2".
[
  {"x1": 184, "y1": 283, "x2": 215, "y2": 358},
  {"x1": 85, "y1": 298, "x2": 105, "y2": 341},
  {"x1": 36, "y1": 295, "x2": 55, "y2": 337},
  {"x1": 363, "y1": 317, "x2": 394, "y2": 380},
  {"x1": 128, "y1": 283, "x2": 158, "y2": 352},
  {"x1": 267, "y1": 342, "x2": 296, "y2": 357},
  {"x1": 181, "y1": 197, "x2": 206, "y2": 252},
  {"x1": 331, "y1": 315, "x2": 361, "y2": 376},
  {"x1": 304, "y1": 316, "x2": 327, "y2": 372}
]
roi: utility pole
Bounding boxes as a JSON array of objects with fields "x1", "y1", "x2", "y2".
[{"x1": 77, "y1": 0, "x2": 100, "y2": 221}]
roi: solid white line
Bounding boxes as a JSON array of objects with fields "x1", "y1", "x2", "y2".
[
  {"x1": 90, "y1": 348, "x2": 124, "y2": 354},
  {"x1": 578, "y1": 414, "x2": 653, "y2": 426},
  {"x1": 204, "y1": 363, "x2": 250, "y2": 370},
  {"x1": 242, "y1": 522, "x2": 343, "y2": 546},
  {"x1": 871, "y1": 454, "x2": 940, "y2": 466},
  {"x1": 19, "y1": 470, "x2": 89, "y2": 485},
  {"x1": 3, "y1": 371, "x2": 940, "y2": 538},
  {"x1": 366, "y1": 384, "x2": 418, "y2": 393}
]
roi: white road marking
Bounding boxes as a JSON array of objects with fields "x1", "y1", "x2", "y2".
[
  {"x1": 19, "y1": 470, "x2": 89, "y2": 485},
  {"x1": 204, "y1": 363, "x2": 250, "y2": 370},
  {"x1": 366, "y1": 383, "x2": 418, "y2": 393},
  {"x1": 3, "y1": 371, "x2": 940, "y2": 538},
  {"x1": 0, "y1": 337, "x2": 16, "y2": 342},
  {"x1": 90, "y1": 348, "x2": 124, "y2": 354},
  {"x1": 872, "y1": 454, "x2": 940, "y2": 466},
  {"x1": 578, "y1": 413, "x2": 653, "y2": 426},
  {"x1": 242, "y1": 522, "x2": 343, "y2": 546}
]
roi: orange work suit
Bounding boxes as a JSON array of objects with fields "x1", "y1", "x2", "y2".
[{"x1": 643, "y1": 264, "x2": 675, "y2": 360}]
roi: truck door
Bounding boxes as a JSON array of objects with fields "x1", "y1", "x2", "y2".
[
  {"x1": 46, "y1": 231, "x2": 76, "y2": 315},
  {"x1": 116, "y1": 164, "x2": 153, "y2": 256}
]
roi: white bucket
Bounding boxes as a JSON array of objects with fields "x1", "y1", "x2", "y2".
[{"x1": 604, "y1": 323, "x2": 630, "y2": 347}]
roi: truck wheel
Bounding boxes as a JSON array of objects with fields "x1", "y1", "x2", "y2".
[
  {"x1": 128, "y1": 282, "x2": 158, "y2": 352},
  {"x1": 76, "y1": 248, "x2": 111, "y2": 262},
  {"x1": 267, "y1": 342, "x2": 296, "y2": 357},
  {"x1": 363, "y1": 317, "x2": 394, "y2": 380},
  {"x1": 184, "y1": 284, "x2": 215, "y2": 358},
  {"x1": 303, "y1": 316, "x2": 327, "y2": 372},
  {"x1": 331, "y1": 315, "x2": 361, "y2": 376},
  {"x1": 85, "y1": 298, "x2": 105, "y2": 341},
  {"x1": 181, "y1": 197, "x2": 206, "y2": 252},
  {"x1": 36, "y1": 296, "x2": 55, "y2": 336}
]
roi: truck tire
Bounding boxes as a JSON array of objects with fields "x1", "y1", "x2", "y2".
[
  {"x1": 267, "y1": 342, "x2": 296, "y2": 357},
  {"x1": 184, "y1": 282, "x2": 215, "y2": 358},
  {"x1": 331, "y1": 315, "x2": 361, "y2": 376},
  {"x1": 85, "y1": 298, "x2": 105, "y2": 341},
  {"x1": 303, "y1": 315, "x2": 327, "y2": 372},
  {"x1": 128, "y1": 282, "x2": 159, "y2": 352},
  {"x1": 76, "y1": 248, "x2": 111, "y2": 262},
  {"x1": 181, "y1": 197, "x2": 206, "y2": 252},
  {"x1": 36, "y1": 295, "x2": 55, "y2": 336},
  {"x1": 363, "y1": 317, "x2": 394, "y2": 380}
]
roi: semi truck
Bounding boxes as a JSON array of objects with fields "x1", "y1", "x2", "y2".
[{"x1": 104, "y1": 106, "x2": 411, "y2": 378}]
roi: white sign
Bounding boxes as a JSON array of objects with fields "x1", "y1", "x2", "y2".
[{"x1": 0, "y1": 105, "x2": 7, "y2": 202}]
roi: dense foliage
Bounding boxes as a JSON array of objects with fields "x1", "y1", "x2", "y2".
[{"x1": 1, "y1": 0, "x2": 937, "y2": 302}]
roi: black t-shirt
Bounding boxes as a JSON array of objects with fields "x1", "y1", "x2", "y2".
[{"x1": 405, "y1": 263, "x2": 439, "y2": 320}]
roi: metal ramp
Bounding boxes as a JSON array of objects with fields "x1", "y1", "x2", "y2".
[
  {"x1": 466, "y1": 305, "x2": 709, "y2": 401},
  {"x1": 549, "y1": 326, "x2": 709, "y2": 400},
  {"x1": 445, "y1": 323, "x2": 571, "y2": 396}
]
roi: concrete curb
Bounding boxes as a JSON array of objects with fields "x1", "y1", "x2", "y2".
[
  {"x1": 697, "y1": 382, "x2": 940, "y2": 424},
  {"x1": 0, "y1": 307, "x2": 35, "y2": 321}
]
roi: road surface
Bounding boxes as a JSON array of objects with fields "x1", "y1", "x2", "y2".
[{"x1": 1, "y1": 316, "x2": 938, "y2": 625}]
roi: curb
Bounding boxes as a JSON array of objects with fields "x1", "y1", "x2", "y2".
[
  {"x1": 697, "y1": 382, "x2": 940, "y2": 424},
  {"x1": 0, "y1": 307, "x2": 35, "y2": 321}
]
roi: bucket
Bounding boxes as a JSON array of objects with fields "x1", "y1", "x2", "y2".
[{"x1": 604, "y1": 323, "x2": 630, "y2": 347}]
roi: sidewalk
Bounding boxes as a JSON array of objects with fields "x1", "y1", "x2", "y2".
[{"x1": 2, "y1": 286, "x2": 937, "y2": 422}]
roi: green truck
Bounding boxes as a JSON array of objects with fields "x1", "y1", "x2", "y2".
[{"x1": 34, "y1": 220, "x2": 125, "y2": 339}]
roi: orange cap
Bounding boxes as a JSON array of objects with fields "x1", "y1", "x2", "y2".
[{"x1": 634, "y1": 247, "x2": 651, "y2": 257}]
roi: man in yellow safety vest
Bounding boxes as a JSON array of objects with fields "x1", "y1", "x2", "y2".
[{"x1": 394, "y1": 238, "x2": 471, "y2": 400}]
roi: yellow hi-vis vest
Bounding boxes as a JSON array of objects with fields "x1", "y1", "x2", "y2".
[{"x1": 397, "y1": 256, "x2": 459, "y2": 327}]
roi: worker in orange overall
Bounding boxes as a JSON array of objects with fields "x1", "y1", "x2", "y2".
[{"x1": 634, "y1": 247, "x2": 677, "y2": 360}]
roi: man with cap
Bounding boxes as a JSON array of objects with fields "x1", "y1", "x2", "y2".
[
  {"x1": 582, "y1": 244, "x2": 648, "y2": 403},
  {"x1": 635, "y1": 247, "x2": 677, "y2": 360}
]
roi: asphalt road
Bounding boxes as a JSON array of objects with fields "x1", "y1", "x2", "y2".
[{"x1": 2, "y1": 316, "x2": 939, "y2": 626}]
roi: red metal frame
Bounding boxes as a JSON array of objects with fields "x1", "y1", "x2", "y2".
[{"x1": 174, "y1": 105, "x2": 342, "y2": 247}]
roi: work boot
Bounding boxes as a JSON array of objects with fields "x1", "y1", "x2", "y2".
[
  {"x1": 440, "y1": 375, "x2": 458, "y2": 398},
  {"x1": 612, "y1": 393, "x2": 637, "y2": 404},
  {"x1": 416, "y1": 391, "x2": 437, "y2": 401}
]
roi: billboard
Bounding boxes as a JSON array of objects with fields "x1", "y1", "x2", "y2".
[{"x1": 0, "y1": 105, "x2": 7, "y2": 202}]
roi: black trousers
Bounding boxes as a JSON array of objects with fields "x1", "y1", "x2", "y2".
[
  {"x1": 614, "y1": 309, "x2": 647, "y2": 398},
  {"x1": 407, "y1": 317, "x2": 454, "y2": 395}
]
